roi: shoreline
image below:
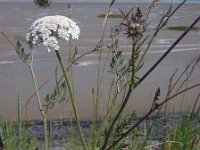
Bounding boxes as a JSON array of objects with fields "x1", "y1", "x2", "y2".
[{"x1": 18, "y1": 112, "x2": 199, "y2": 148}]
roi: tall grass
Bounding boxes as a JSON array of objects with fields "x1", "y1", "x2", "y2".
[{"x1": 0, "y1": 98, "x2": 37, "y2": 150}]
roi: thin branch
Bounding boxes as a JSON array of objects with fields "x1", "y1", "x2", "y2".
[
  {"x1": 137, "y1": 15, "x2": 200, "y2": 86},
  {"x1": 23, "y1": 80, "x2": 49, "y2": 110},
  {"x1": 0, "y1": 29, "x2": 16, "y2": 48},
  {"x1": 138, "y1": 0, "x2": 187, "y2": 66}
]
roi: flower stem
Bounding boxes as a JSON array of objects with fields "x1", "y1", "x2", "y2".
[
  {"x1": 55, "y1": 50, "x2": 87, "y2": 149},
  {"x1": 101, "y1": 42, "x2": 137, "y2": 149},
  {"x1": 43, "y1": 115, "x2": 48, "y2": 150},
  {"x1": 29, "y1": 65, "x2": 48, "y2": 150},
  {"x1": 131, "y1": 42, "x2": 136, "y2": 84}
]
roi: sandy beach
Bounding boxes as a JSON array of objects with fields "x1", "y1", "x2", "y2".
[{"x1": 0, "y1": 2, "x2": 200, "y2": 120}]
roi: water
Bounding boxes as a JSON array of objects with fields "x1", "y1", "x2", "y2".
[{"x1": 0, "y1": 2, "x2": 200, "y2": 120}]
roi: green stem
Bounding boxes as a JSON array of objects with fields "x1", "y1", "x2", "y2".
[
  {"x1": 55, "y1": 50, "x2": 87, "y2": 149},
  {"x1": 17, "y1": 95, "x2": 22, "y2": 149},
  {"x1": 101, "y1": 86, "x2": 132, "y2": 150},
  {"x1": 131, "y1": 42, "x2": 136, "y2": 84},
  {"x1": 29, "y1": 65, "x2": 48, "y2": 150},
  {"x1": 43, "y1": 116, "x2": 48, "y2": 149},
  {"x1": 101, "y1": 42, "x2": 136, "y2": 149}
]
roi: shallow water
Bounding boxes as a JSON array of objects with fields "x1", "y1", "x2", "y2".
[{"x1": 0, "y1": 2, "x2": 200, "y2": 120}]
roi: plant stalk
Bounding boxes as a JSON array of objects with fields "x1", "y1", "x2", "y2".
[
  {"x1": 131, "y1": 42, "x2": 136, "y2": 84},
  {"x1": 101, "y1": 40, "x2": 136, "y2": 150},
  {"x1": 17, "y1": 95, "x2": 22, "y2": 149},
  {"x1": 55, "y1": 50, "x2": 87, "y2": 149},
  {"x1": 29, "y1": 65, "x2": 48, "y2": 150}
]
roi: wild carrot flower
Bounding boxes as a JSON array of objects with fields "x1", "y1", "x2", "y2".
[{"x1": 26, "y1": 15, "x2": 80, "y2": 52}]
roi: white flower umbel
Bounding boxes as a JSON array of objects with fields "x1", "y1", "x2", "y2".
[
  {"x1": 26, "y1": 15, "x2": 87, "y2": 149},
  {"x1": 26, "y1": 15, "x2": 80, "y2": 52}
]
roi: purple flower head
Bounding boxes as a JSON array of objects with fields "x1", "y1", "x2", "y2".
[{"x1": 120, "y1": 8, "x2": 145, "y2": 42}]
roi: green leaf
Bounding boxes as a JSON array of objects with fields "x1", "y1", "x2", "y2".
[
  {"x1": 154, "y1": 87, "x2": 161, "y2": 102},
  {"x1": 110, "y1": 51, "x2": 124, "y2": 69},
  {"x1": 136, "y1": 7, "x2": 143, "y2": 18},
  {"x1": 15, "y1": 41, "x2": 30, "y2": 64},
  {"x1": 107, "y1": 111, "x2": 137, "y2": 149},
  {"x1": 44, "y1": 81, "x2": 67, "y2": 109}
]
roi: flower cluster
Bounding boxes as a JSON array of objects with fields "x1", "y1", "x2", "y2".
[
  {"x1": 26, "y1": 15, "x2": 80, "y2": 52},
  {"x1": 129, "y1": 23, "x2": 143, "y2": 35},
  {"x1": 120, "y1": 8, "x2": 145, "y2": 42}
]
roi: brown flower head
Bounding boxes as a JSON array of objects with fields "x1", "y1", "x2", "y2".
[
  {"x1": 34, "y1": 0, "x2": 51, "y2": 7},
  {"x1": 120, "y1": 8, "x2": 145, "y2": 42}
]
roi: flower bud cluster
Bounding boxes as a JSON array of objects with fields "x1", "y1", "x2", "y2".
[
  {"x1": 120, "y1": 8, "x2": 145, "y2": 43},
  {"x1": 129, "y1": 23, "x2": 144, "y2": 35}
]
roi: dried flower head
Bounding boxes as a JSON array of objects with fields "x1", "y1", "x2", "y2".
[
  {"x1": 34, "y1": 0, "x2": 51, "y2": 7},
  {"x1": 120, "y1": 8, "x2": 145, "y2": 42},
  {"x1": 26, "y1": 15, "x2": 80, "y2": 52}
]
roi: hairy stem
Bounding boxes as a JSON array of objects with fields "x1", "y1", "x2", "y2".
[{"x1": 55, "y1": 50, "x2": 87, "y2": 149}]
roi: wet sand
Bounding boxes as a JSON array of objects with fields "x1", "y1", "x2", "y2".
[{"x1": 0, "y1": 2, "x2": 200, "y2": 120}]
